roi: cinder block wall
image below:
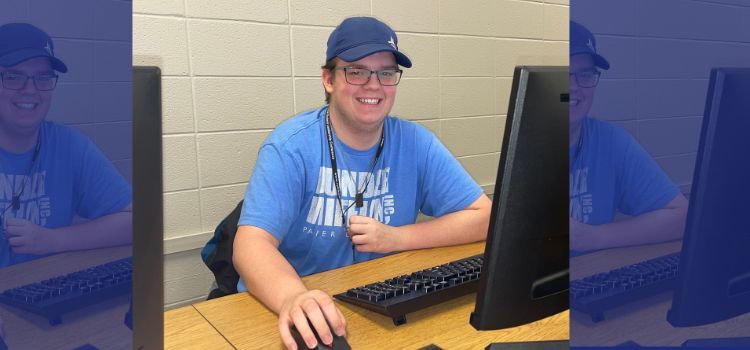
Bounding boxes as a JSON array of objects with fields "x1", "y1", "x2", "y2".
[
  {"x1": 1, "y1": 0, "x2": 132, "y2": 181},
  {"x1": 133, "y1": 0, "x2": 569, "y2": 308},
  {"x1": 574, "y1": 0, "x2": 750, "y2": 195}
]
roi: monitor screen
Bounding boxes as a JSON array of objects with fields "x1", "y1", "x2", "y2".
[
  {"x1": 470, "y1": 66, "x2": 570, "y2": 330},
  {"x1": 132, "y1": 66, "x2": 164, "y2": 348},
  {"x1": 667, "y1": 68, "x2": 750, "y2": 327}
]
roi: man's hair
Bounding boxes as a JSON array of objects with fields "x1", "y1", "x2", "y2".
[{"x1": 321, "y1": 59, "x2": 337, "y2": 104}]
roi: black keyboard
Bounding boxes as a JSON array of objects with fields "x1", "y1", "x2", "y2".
[
  {"x1": 570, "y1": 252, "x2": 680, "y2": 322},
  {"x1": 0, "y1": 257, "x2": 132, "y2": 325},
  {"x1": 333, "y1": 255, "x2": 483, "y2": 325}
]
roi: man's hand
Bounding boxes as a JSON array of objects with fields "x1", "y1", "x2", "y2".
[
  {"x1": 4, "y1": 218, "x2": 56, "y2": 255},
  {"x1": 278, "y1": 290, "x2": 346, "y2": 350},
  {"x1": 570, "y1": 217, "x2": 599, "y2": 252},
  {"x1": 348, "y1": 215, "x2": 401, "y2": 253}
]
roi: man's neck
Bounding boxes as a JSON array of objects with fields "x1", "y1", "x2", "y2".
[
  {"x1": 0, "y1": 125, "x2": 40, "y2": 154},
  {"x1": 328, "y1": 107, "x2": 384, "y2": 151}
]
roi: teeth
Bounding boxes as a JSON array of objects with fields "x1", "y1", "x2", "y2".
[
  {"x1": 14, "y1": 103, "x2": 37, "y2": 110},
  {"x1": 357, "y1": 98, "x2": 380, "y2": 105},
  {"x1": 569, "y1": 99, "x2": 579, "y2": 106}
]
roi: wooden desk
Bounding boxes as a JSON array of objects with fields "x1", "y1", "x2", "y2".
[
  {"x1": 164, "y1": 306, "x2": 234, "y2": 350},
  {"x1": 182, "y1": 242, "x2": 568, "y2": 349},
  {"x1": 0, "y1": 246, "x2": 132, "y2": 350},
  {"x1": 570, "y1": 241, "x2": 750, "y2": 346}
]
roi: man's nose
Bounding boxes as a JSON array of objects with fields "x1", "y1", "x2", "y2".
[
  {"x1": 364, "y1": 72, "x2": 382, "y2": 89},
  {"x1": 19, "y1": 77, "x2": 38, "y2": 93}
]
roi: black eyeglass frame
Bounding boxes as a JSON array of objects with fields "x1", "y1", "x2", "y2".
[
  {"x1": 570, "y1": 70, "x2": 601, "y2": 88},
  {"x1": 331, "y1": 67, "x2": 403, "y2": 86},
  {"x1": 0, "y1": 72, "x2": 59, "y2": 91}
]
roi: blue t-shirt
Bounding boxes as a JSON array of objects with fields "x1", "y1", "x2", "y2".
[
  {"x1": 569, "y1": 117, "x2": 679, "y2": 253},
  {"x1": 237, "y1": 106, "x2": 483, "y2": 291},
  {"x1": 0, "y1": 121, "x2": 132, "y2": 267}
]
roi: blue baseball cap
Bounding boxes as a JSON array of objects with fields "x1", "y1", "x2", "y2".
[
  {"x1": 0, "y1": 23, "x2": 68, "y2": 73},
  {"x1": 570, "y1": 21, "x2": 609, "y2": 70},
  {"x1": 326, "y1": 17, "x2": 412, "y2": 68}
]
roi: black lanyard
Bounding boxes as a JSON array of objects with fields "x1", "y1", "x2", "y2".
[
  {"x1": 324, "y1": 108, "x2": 385, "y2": 229},
  {"x1": 572, "y1": 119, "x2": 585, "y2": 170},
  {"x1": 1, "y1": 130, "x2": 42, "y2": 224}
]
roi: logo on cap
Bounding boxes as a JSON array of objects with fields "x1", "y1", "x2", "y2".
[
  {"x1": 586, "y1": 39, "x2": 595, "y2": 53},
  {"x1": 44, "y1": 41, "x2": 53, "y2": 55},
  {"x1": 388, "y1": 36, "x2": 396, "y2": 50}
]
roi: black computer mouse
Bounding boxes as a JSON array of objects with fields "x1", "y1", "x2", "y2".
[{"x1": 289, "y1": 323, "x2": 351, "y2": 350}]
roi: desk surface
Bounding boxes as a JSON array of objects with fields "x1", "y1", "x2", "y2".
[
  {"x1": 570, "y1": 241, "x2": 750, "y2": 346},
  {"x1": 0, "y1": 245, "x2": 132, "y2": 350},
  {"x1": 164, "y1": 306, "x2": 234, "y2": 350},
  {"x1": 172, "y1": 242, "x2": 568, "y2": 350}
]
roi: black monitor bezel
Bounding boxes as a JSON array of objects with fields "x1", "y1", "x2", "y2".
[
  {"x1": 132, "y1": 66, "x2": 164, "y2": 348},
  {"x1": 470, "y1": 66, "x2": 570, "y2": 331}
]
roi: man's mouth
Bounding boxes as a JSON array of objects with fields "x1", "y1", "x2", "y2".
[
  {"x1": 356, "y1": 97, "x2": 382, "y2": 105},
  {"x1": 13, "y1": 102, "x2": 39, "y2": 110},
  {"x1": 569, "y1": 98, "x2": 580, "y2": 107}
]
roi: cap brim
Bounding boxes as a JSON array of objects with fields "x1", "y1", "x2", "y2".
[
  {"x1": 0, "y1": 48, "x2": 68, "y2": 73},
  {"x1": 570, "y1": 47, "x2": 609, "y2": 70},
  {"x1": 337, "y1": 44, "x2": 412, "y2": 68}
]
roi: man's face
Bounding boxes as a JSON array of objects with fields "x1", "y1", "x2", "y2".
[
  {"x1": 323, "y1": 51, "x2": 398, "y2": 131},
  {"x1": 569, "y1": 54, "x2": 597, "y2": 129},
  {"x1": 0, "y1": 57, "x2": 54, "y2": 135}
]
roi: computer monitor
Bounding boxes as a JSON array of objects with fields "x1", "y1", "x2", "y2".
[
  {"x1": 667, "y1": 68, "x2": 750, "y2": 327},
  {"x1": 470, "y1": 66, "x2": 570, "y2": 330},
  {"x1": 132, "y1": 66, "x2": 164, "y2": 348}
]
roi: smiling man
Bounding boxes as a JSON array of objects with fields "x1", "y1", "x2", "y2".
[
  {"x1": 233, "y1": 17, "x2": 491, "y2": 350},
  {"x1": 568, "y1": 21, "x2": 688, "y2": 255},
  {"x1": 0, "y1": 23, "x2": 132, "y2": 267}
]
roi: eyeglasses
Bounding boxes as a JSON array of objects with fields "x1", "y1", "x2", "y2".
[
  {"x1": 333, "y1": 67, "x2": 403, "y2": 86},
  {"x1": 570, "y1": 70, "x2": 600, "y2": 88},
  {"x1": 0, "y1": 72, "x2": 59, "y2": 91}
]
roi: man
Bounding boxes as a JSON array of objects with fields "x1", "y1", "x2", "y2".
[
  {"x1": 0, "y1": 23, "x2": 132, "y2": 267},
  {"x1": 568, "y1": 21, "x2": 688, "y2": 255},
  {"x1": 233, "y1": 17, "x2": 491, "y2": 350}
]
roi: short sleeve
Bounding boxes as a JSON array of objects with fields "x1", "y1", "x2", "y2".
[
  {"x1": 419, "y1": 134, "x2": 483, "y2": 217},
  {"x1": 75, "y1": 137, "x2": 132, "y2": 219},
  {"x1": 238, "y1": 143, "x2": 304, "y2": 241},
  {"x1": 617, "y1": 135, "x2": 680, "y2": 216}
]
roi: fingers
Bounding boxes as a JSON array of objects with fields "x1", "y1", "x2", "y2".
[
  {"x1": 280, "y1": 290, "x2": 343, "y2": 350},
  {"x1": 8, "y1": 237, "x2": 22, "y2": 247},
  {"x1": 350, "y1": 234, "x2": 367, "y2": 246},
  {"x1": 290, "y1": 307, "x2": 316, "y2": 349},
  {"x1": 347, "y1": 215, "x2": 373, "y2": 226},
  {"x1": 316, "y1": 294, "x2": 346, "y2": 337},
  {"x1": 304, "y1": 302, "x2": 334, "y2": 346},
  {"x1": 4, "y1": 219, "x2": 29, "y2": 238},
  {"x1": 278, "y1": 316, "x2": 297, "y2": 350}
]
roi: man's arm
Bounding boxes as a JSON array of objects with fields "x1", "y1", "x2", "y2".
[
  {"x1": 5, "y1": 203, "x2": 132, "y2": 255},
  {"x1": 233, "y1": 225, "x2": 346, "y2": 350},
  {"x1": 571, "y1": 194, "x2": 688, "y2": 252},
  {"x1": 348, "y1": 194, "x2": 491, "y2": 253}
]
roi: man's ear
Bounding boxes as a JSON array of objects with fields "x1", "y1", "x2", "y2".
[{"x1": 322, "y1": 68, "x2": 334, "y2": 94}]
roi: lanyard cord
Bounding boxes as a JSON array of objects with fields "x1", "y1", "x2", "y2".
[
  {"x1": 324, "y1": 108, "x2": 385, "y2": 261},
  {"x1": 572, "y1": 119, "x2": 585, "y2": 170},
  {"x1": 1, "y1": 128, "x2": 42, "y2": 224}
]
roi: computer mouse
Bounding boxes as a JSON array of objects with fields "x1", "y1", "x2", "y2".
[{"x1": 289, "y1": 323, "x2": 351, "y2": 350}]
